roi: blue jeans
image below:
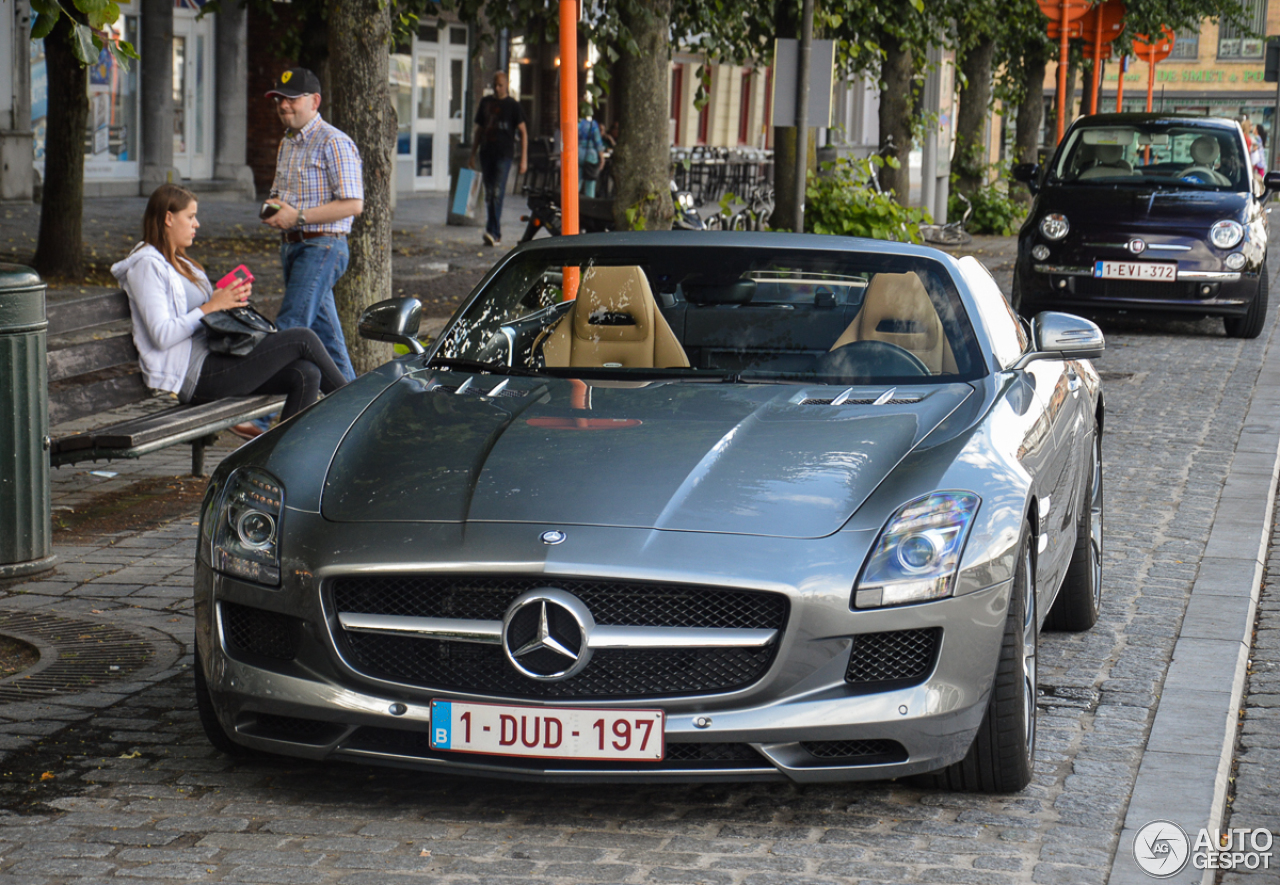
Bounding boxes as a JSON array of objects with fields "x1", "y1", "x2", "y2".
[
  {"x1": 252, "y1": 236, "x2": 355, "y2": 432},
  {"x1": 480, "y1": 154, "x2": 512, "y2": 241},
  {"x1": 277, "y1": 237, "x2": 356, "y2": 382}
]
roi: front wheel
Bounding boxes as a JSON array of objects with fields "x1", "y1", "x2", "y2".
[
  {"x1": 195, "y1": 650, "x2": 255, "y2": 757},
  {"x1": 1224, "y1": 264, "x2": 1268, "y2": 339},
  {"x1": 920, "y1": 523, "x2": 1037, "y2": 793}
]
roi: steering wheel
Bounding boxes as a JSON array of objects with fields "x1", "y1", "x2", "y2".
[
  {"x1": 812, "y1": 340, "x2": 931, "y2": 381},
  {"x1": 1178, "y1": 165, "x2": 1229, "y2": 185}
]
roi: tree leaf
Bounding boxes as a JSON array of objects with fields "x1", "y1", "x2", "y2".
[
  {"x1": 70, "y1": 22, "x2": 97, "y2": 64},
  {"x1": 73, "y1": 0, "x2": 111, "y2": 13},
  {"x1": 31, "y1": 0, "x2": 59, "y2": 16},
  {"x1": 30, "y1": 10, "x2": 58, "y2": 39}
]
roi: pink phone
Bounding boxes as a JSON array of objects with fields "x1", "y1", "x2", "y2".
[{"x1": 216, "y1": 265, "x2": 254, "y2": 289}]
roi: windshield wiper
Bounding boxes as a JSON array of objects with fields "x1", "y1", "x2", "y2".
[{"x1": 426, "y1": 357, "x2": 544, "y2": 377}]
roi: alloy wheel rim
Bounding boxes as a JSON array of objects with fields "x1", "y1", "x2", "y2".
[{"x1": 1022, "y1": 544, "x2": 1038, "y2": 757}]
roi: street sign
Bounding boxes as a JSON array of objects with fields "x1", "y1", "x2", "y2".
[
  {"x1": 772, "y1": 38, "x2": 835, "y2": 128},
  {"x1": 1079, "y1": 0, "x2": 1126, "y2": 42},
  {"x1": 1037, "y1": 0, "x2": 1090, "y2": 22},
  {"x1": 1082, "y1": 42, "x2": 1113, "y2": 60},
  {"x1": 1047, "y1": 20, "x2": 1086, "y2": 40},
  {"x1": 1133, "y1": 27, "x2": 1175, "y2": 63}
]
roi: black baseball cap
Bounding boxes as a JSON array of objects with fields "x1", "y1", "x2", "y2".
[{"x1": 266, "y1": 68, "x2": 322, "y2": 99}]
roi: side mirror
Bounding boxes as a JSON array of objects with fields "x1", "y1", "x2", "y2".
[
  {"x1": 1012, "y1": 311, "x2": 1105, "y2": 369},
  {"x1": 1264, "y1": 171, "x2": 1280, "y2": 192},
  {"x1": 1012, "y1": 163, "x2": 1041, "y2": 195},
  {"x1": 359, "y1": 297, "x2": 425, "y2": 354}
]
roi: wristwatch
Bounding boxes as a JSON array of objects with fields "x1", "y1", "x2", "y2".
[{"x1": 297, "y1": 209, "x2": 307, "y2": 228}]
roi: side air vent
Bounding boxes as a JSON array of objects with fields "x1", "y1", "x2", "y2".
[
  {"x1": 800, "y1": 396, "x2": 922, "y2": 406},
  {"x1": 427, "y1": 377, "x2": 528, "y2": 398}
]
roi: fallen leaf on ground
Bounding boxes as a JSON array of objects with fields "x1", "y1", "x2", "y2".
[{"x1": 40, "y1": 771, "x2": 54, "y2": 781}]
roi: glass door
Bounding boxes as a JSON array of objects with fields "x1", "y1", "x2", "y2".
[
  {"x1": 413, "y1": 52, "x2": 438, "y2": 188},
  {"x1": 172, "y1": 11, "x2": 213, "y2": 180}
]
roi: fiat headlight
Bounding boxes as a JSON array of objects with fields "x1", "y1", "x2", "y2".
[
  {"x1": 853, "y1": 491, "x2": 981, "y2": 609},
  {"x1": 1039, "y1": 213, "x2": 1070, "y2": 241},
  {"x1": 1210, "y1": 219, "x2": 1244, "y2": 249},
  {"x1": 212, "y1": 467, "x2": 284, "y2": 586}
]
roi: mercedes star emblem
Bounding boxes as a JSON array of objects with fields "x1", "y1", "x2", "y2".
[
  {"x1": 540, "y1": 530, "x2": 567, "y2": 545},
  {"x1": 502, "y1": 588, "x2": 596, "y2": 681},
  {"x1": 1128, "y1": 238, "x2": 1147, "y2": 255}
]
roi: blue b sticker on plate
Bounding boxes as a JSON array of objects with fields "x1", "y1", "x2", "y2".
[
  {"x1": 1094, "y1": 261, "x2": 1105, "y2": 277},
  {"x1": 432, "y1": 701, "x2": 451, "y2": 749}
]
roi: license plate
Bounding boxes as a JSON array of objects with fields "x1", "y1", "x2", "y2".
[
  {"x1": 1093, "y1": 260, "x2": 1178, "y2": 281},
  {"x1": 429, "y1": 700, "x2": 665, "y2": 761}
]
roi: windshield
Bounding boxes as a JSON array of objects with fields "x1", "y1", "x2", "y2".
[
  {"x1": 1050, "y1": 122, "x2": 1248, "y2": 190},
  {"x1": 436, "y1": 245, "x2": 986, "y2": 385}
]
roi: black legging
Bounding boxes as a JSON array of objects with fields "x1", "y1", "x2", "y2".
[{"x1": 193, "y1": 327, "x2": 347, "y2": 421}]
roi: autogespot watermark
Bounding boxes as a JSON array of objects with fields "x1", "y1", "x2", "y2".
[{"x1": 1133, "y1": 820, "x2": 1274, "y2": 877}]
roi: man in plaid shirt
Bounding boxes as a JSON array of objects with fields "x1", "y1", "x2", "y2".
[{"x1": 261, "y1": 67, "x2": 364, "y2": 390}]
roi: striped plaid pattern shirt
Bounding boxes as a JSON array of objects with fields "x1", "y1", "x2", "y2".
[{"x1": 269, "y1": 114, "x2": 364, "y2": 236}]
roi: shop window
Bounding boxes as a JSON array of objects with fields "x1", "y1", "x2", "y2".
[
  {"x1": 670, "y1": 65, "x2": 683, "y2": 143},
  {"x1": 418, "y1": 22, "x2": 438, "y2": 42},
  {"x1": 390, "y1": 54, "x2": 412, "y2": 155},
  {"x1": 738, "y1": 71, "x2": 752, "y2": 144},
  {"x1": 450, "y1": 26, "x2": 467, "y2": 46},
  {"x1": 1171, "y1": 34, "x2": 1199, "y2": 59},
  {"x1": 1219, "y1": 0, "x2": 1266, "y2": 59}
]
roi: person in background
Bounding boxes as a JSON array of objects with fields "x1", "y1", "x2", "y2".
[
  {"x1": 113, "y1": 185, "x2": 346, "y2": 438},
  {"x1": 578, "y1": 113, "x2": 605, "y2": 198},
  {"x1": 470, "y1": 72, "x2": 528, "y2": 247},
  {"x1": 1253, "y1": 124, "x2": 1268, "y2": 178}
]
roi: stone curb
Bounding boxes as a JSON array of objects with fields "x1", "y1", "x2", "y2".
[{"x1": 1107, "y1": 308, "x2": 1280, "y2": 885}]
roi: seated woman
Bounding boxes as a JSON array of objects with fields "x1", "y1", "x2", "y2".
[{"x1": 111, "y1": 184, "x2": 346, "y2": 439}]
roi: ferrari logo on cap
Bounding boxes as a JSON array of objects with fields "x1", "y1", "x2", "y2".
[{"x1": 281, "y1": 71, "x2": 293, "y2": 83}]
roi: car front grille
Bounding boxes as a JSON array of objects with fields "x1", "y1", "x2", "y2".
[
  {"x1": 802, "y1": 739, "x2": 908, "y2": 763},
  {"x1": 341, "y1": 632, "x2": 776, "y2": 699},
  {"x1": 344, "y1": 726, "x2": 769, "y2": 771},
  {"x1": 221, "y1": 602, "x2": 300, "y2": 662},
  {"x1": 1072, "y1": 278, "x2": 1202, "y2": 300},
  {"x1": 329, "y1": 575, "x2": 788, "y2": 700},
  {"x1": 845, "y1": 627, "x2": 940, "y2": 692}
]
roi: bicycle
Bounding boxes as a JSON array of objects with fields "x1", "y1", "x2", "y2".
[{"x1": 918, "y1": 193, "x2": 973, "y2": 247}]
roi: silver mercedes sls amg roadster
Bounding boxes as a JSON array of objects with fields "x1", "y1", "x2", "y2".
[{"x1": 194, "y1": 232, "x2": 1105, "y2": 793}]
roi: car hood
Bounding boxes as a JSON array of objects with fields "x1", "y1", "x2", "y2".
[
  {"x1": 1038, "y1": 185, "x2": 1248, "y2": 227},
  {"x1": 320, "y1": 372, "x2": 974, "y2": 538}
]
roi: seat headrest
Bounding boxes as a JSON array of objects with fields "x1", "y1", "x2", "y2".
[
  {"x1": 572, "y1": 265, "x2": 656, "y2": 344},
  {"x1": 1190, "y1": 135, "x2": 1220, "y2": 165},
  {"x1": 1094, "y1": 144, "x2": 1125, "y2": 164}
]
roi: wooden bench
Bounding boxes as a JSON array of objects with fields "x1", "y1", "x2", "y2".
[{"x1": 46, "y1": 290, "x2": 283, "y2": 476}]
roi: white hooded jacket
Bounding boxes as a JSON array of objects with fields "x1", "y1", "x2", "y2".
[{"x1": 110, "y1": 243, "x2": 211, "y2": 397}]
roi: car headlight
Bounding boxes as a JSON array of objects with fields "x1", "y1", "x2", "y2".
[
  {"x1": 1225, "y1": 252, "x2": 1247, "y2": 270},
  {"x1": 1210, "y1": 219, "x2": 1244, "y2": 249},
  {"x1": 853, "y1": 491, "x2": 981, "y2": 609},
  {"x1": 212, "y1": 467, "x2": 284, "y2": 586},
  {"x1": 1031, "y1": 244, "x2": 1051, "y2": 261},
  {"x1": 1039, "y1": 213, "x2": 1069, "y2": 241}
]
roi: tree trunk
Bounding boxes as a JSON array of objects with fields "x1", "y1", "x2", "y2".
[
  {"x1": 328, "y1": 0, "x2": 394, "y2": 375},
  {"x1": 1014, "y1": 47, "x2": 1048, "y2": 204},
  {"x1": 33, "y1": 16, "x2": 88, "y2": 280},
  {"x1": 1064, "y1": 52, "x2": 1078, "y2": 124},
  {"x1": 878, "y1": 30, "x2": 914, "y2": 205},
  {"x1": 954, "y1": 35, "x2": 995, "y2": 196},
  {"x1": 612, "y1": 0, "x2": 674, "y2": 230}
]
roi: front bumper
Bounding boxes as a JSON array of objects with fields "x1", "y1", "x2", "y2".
[{"x1": 195, "y1": 554, "x2": 1013, "y2": 783}]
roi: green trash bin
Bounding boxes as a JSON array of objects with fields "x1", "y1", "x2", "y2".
[{"x1": 0, "y1": 264, "x2": 56, "y2": 579}]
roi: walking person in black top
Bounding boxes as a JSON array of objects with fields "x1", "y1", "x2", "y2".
[{"x1": 469, "y1": 72, "x2": 528, "y2": 247}]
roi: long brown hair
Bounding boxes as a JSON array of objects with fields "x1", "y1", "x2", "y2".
[{"x1": 142, "y1": 184, "x2": 204, "y2": 284}]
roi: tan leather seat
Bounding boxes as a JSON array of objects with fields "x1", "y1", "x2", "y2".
[
  {"x1": 1078, "y1": 143, "x2": 1134, "y2": 180},
  {"x1": 541, "y1": 265, "x2": 690, "y2": 369},
  {"x1": 828, "y1": 271, "x2": 951, "y2": 374}
]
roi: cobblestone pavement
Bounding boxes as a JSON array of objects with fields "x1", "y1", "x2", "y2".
[
  {"x1": 0, "y1": 234, "x2": 1276, "y2": 883},
  {"x1": 1221, "y1": 488, "x2": 1280, "y2": 882}
]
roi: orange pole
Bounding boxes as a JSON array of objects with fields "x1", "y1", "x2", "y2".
[
  {"x1": 559, "y1": 0, "x2": 580, "y2": 300},
  {"x1": 1091, "y1": 14, "x2": 1103, "y2": 114},
  {"x1": 1116, "y1": 57, "x2": 1125, "y2": 111},
  {"x1": 1145, "y1": 52, "x2": 1155, "y2": 111},
  {"x1": 1057, "y1": 0, "x2": 1069, "y2": 143}
]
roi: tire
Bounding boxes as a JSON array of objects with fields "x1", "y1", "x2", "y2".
[
  {"x1": 1224, "y1": 264, "x2": 1268, "y2": 339},
  {"x1": 1046, "y1": 432, "x2": 1104, "y2": 631},
  {"x1": 920, "y1": 523, "x2": 1037, "y2": 793},
  {"x1": 194, "y1": 649, "x2": 254, "y2": 757}
]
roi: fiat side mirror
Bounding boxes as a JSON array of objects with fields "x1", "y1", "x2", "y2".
[
  {"x1": 359, "y1": 297, "x2": 425, "y2": 354},
  {"x1": 1264, "y1": 171, "x2": 1280, "y2": 192},
  {"x1": 1012, "y1": 163, "x2": 1041, "y2": 195}
]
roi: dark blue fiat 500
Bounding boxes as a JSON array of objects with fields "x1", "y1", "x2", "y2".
[{"x1": 1012, "y1": 113, "x2": 1279, "y2": 338}]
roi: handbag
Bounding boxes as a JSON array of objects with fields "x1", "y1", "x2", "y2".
[{"x1": 200, "y1": 305, "x2": 278, "y2": 357}]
